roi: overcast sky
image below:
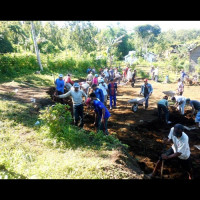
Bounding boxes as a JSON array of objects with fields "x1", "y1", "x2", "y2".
[{"x1": 54, "y1": 20, "x2": 200, "y2": 32}]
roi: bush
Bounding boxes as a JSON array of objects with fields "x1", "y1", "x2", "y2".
[
  {"x1": 39, "y1": 103, "x2": 125, "y2": 150},
  {"x1": 0, "y1": 35, "x2": 14, "y2": 53}
]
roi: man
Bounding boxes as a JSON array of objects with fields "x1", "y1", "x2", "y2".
[
  {"x1": 90, "y1": 84, "x2": 104, "y2": 103},
  {"x1": 140, "y1": 79, "x2": 153, "y2": 110},
  {"x1": 171, "y1": 95, "x2": 186, "y2": 115},
  {"x1": 63, "y1": 74, "x2": 74, "y2": 91},
  {"x1": 154, "y1": 67, "x2": 159, "y2": 82},
  {"x1": 55, "y1": 82, "x2": 87, "y2": 128},
  {"x1": 108, "y1": 78, "x2": 117, "y2": 110},
  {"x1": 103, "y1": 68, "x2": 109, "y2": 83},
  {"x1": 98, "y1": 78, "x2": 108, "y2": 106},
  {"x1": 131, "y1": 69, "x2": 137, "y2": 87},
  {"x1": 147, "y1": 124, "x2": 193, "y2": 180},
  {"x1": 86, "y1": 71, "x2": 93, "y2": 86},
  {"x1": 55, "y1": 74, "x2": 65, "y2": 95},
  {"x1": 157, "y1": 96, "x2": 171, "y2": 124},
  {"x1": 180, "y1": 70, "x2": 186, "y2": 82},
  {"x1": 150, "y1": 66, "x2": 155, "y2": 80},
  {"x1": 85, "y1": 93, "x2": 111, "y2": 135},
  {"x1": 86, "y1": 67, "x2": 91, "y2": 74},
  {"x1": 186, "y1": 98, "x2": 200, "y2": 128},
  {"x1": 79, "y1": 82, "x2": 90, "y2": 96},
  {"x1": 109, "y1": 68, "x2": 114, "y2": 80},
  {"x1": 55, "y1": 74, "x2": 65, "y2": 104}
]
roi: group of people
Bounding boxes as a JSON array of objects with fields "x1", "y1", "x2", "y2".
[
  {"x1": 54, "y1": 67, "x2": 120, "y2": 135},
  {"x1": 54, "y1": 65, "x2": 200, "y2": 180}
]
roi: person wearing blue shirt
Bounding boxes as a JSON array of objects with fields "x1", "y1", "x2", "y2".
[
  {"x1": 91, "y1": 84, "x2": 104, "y2": 103},
  {"x1": 55, "y1": 74, "x2": 65, "y2": 104},
  {"x1": 157, "y1": 96, "x2": 171, "y2": 124},
  {"x1": 186, "y1": 98, "x2": 200, "y2": 128},
  {"x1": 85, "y1": 93, "x2": 111, "y2": 135},
  {"x1": 140, "y1": 79, "x2": 153, "y2": 110}
]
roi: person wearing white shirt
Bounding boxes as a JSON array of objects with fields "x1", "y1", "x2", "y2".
[
  {"x1": 171, "y1": 95, "x2": 186, "y2": 115},
  {"x1": 98, "y1": 78, "x2": 108, "y2": 106},
  {"x1": 154, "y1": 67, "x2": 159, "y2": 82},
  {"x1": 147, "y1": 124, "x2": 193, "y2": 179},
  {"x1": 103, "y1": 68, "x2": 109, "y2": 83}
]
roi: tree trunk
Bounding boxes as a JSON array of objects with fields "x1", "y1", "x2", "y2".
[{"x1": 31, "y1": 21, "x2": 43, "y2": 71}]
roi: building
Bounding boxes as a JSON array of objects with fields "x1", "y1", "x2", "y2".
[
  {"x1": 189, "y1": 45, "x2": 200, "y2": 72},
  {"x1": 124, "y1": 51, "x2": 138, "y2": 65},
  {"x1": 143, "y1": 52, "x2": 157, "y2": 63}
]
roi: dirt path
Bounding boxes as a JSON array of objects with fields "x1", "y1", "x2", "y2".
[{"x1": 83, "y1": 78, "x2": 200, "y2": 179}]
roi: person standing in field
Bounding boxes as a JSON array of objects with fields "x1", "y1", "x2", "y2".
[
  {"x1": 154, "y1": 67, "x2": 159, "y2": 82},
  {"x1": 98, "y1": 78, "x2": 108, "y2": 106},
  {"x1": 89, "y1": 84, "x2": 104, "y2": 103},
  {"x1": 86, "y1": 71, "x2": 93, "y2": 86},
  {"x1": 131, "y1": 69, "x2": 137, "y2": 87},
  {"x1": 140, "y1": 79, "x2": 153, "y2": 110},
  {"x1": 63, "y1": 74, "x2": 74, "y2": 91},
  {"x1": 92, "y1": 74, "x2": 99, "y2": 85},
  {"x1": 177, "y1": 78, "x2": 184, "y2": 95},
  {"x1": 55, "y1": 82, "x2": 87, "y2": 128},
  {"x1": 54, "y1": 74, "x2": 65, "y2": 104},
  {"x1": 108, "y1": 78, "x2": 117, "y2": 110}
]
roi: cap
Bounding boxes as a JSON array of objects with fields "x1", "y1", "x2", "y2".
[
  {"x1": 144, "y1": 79, "x2": 148, "y2": 82},
  {"x1": 59, "y1": 74, "x2": 63, "y2": 78},
  {"x1": 95, "y1": 74, "x2": 98, "y2": 77},
  {"x1": 85, "y1": 98, "x2": 91, "y2": 106},
  {"x1": 73, "y1": 82, "x2": 80, "y2": 88},
  {"x1": 99, "y1": 78, "x2": 104, "y2": 83}
]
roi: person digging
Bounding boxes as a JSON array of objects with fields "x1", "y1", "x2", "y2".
[
  {"x1": 185, "y1": 98, "x2": 200, "y2": 129},
  {"x1": 157, "y1": 95, "x2": 172, "y2": 124},
  {"x1": 85, "y1": 93, "x2": 111, "y2": 135},
  {"x1": 147, "y1": 124, "x2": 193, "y2": 180}
]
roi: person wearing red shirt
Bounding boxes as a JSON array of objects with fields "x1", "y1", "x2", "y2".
[{"x1": 64, "y1": 74, "x2": 74, "y2": 91}]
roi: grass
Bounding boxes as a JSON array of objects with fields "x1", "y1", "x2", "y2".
[{"x1": 0, "y1": 81, "x2": 139, "y2": 179}]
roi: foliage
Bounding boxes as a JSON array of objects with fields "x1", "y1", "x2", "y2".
[
  {"x1": 0, "y1": 34, "x2": 14, "y2": 53},
  {"x1": 39, "y1": 103, "x2": 125, "y2": 151}
]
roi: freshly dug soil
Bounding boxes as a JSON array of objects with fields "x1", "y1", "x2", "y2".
[{"x1": 47, "y1": 79, "x2": 200, "y2": 180}]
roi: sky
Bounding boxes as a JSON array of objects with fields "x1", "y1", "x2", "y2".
[{"x1": 53, "y1": 20, "x2": 200, "y2": 32}]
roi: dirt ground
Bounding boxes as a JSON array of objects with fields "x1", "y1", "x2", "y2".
[
  {"x1": 1, "y1": 78, "x2": 200, "y2": 179},
  {"x1": 75, "y1": 78, "x2": 200, "y2": 179}
]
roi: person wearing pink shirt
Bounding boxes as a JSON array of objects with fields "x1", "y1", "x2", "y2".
[{"x1": 92, "y1": 74, "x2": 99, "y2": 85}]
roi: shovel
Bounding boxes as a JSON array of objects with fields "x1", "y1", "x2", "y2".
[{"x1": 161, "y1": 142, "x2": 167, "y2": 179}]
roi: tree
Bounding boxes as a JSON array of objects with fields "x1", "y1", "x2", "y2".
[
  {"x1": 67, "y1": 21, "x2": 98, "y2": 55},
  {"x1": 0, "y1": 34, "x2": 14, "y2": 53},
  {"x1": 134, "y1": 24, "x2": 161, "y2": 56},
  {"x1": 31, "y1": 21, "x2": 43, "y2": 71}
]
